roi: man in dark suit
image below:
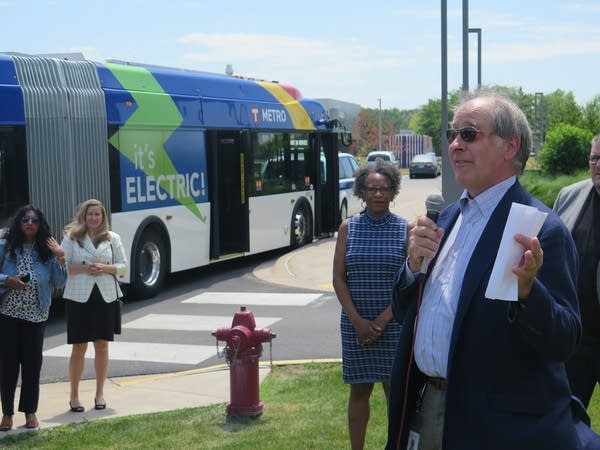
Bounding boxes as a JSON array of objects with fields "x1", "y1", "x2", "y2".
[
  {"x1": 386, "y1": 92, "x2": 599, "y2": 450},
  {"x1": 554, "y1": 134, "x2": 600, "y2": 411}
]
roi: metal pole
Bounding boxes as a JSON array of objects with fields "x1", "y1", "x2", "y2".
[
  {"x1": 442, "y1": 0, "x2": 462, "y2": 204},
  {"x1": 378, "y1": 98, "x2": 382, "y2": 150},
  {"x1": 462, "y1": 0, "x2": 469, "y2": 93},
  {"x1": 468, "y1": 28, "x2": 482, "y2": 88},
  {"x1": 534, "y1": 92, "x2": 545, "y2": 156}
]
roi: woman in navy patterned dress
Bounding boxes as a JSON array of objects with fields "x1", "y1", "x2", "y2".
[{"x1": 333, "y1": 159, "x2": 408, "y2": 450}]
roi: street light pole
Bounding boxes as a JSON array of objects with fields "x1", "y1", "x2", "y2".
[
  {"x1": 441, "y1": 0, "x2": 461, "y2": 203},
  {"x1": 378, "y1": 98, "x2": 382, "y2": 150},
  {"x1": 462, "y1": 0, "x2": 469, "y2": 93},
  {"x1": 468, "y1": 27, "x2": 482, "y2": 88},
  {"x1": 534, "y1": 92, "x2": 545, "y2": 156}
]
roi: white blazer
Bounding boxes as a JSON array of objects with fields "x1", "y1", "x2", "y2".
[{"x1": 61, "y1": 231, "x2": 128, "y2": 303}]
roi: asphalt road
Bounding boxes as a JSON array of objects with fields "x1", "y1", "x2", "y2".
[{"x1": 39, "y1": 174, "x2": 442, "y2": 384}]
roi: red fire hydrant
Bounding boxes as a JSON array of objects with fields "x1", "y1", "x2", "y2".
[{"x1": 212, "y1": 306, "x2": 276, "y2": 419}]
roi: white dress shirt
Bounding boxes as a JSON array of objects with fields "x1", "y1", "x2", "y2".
[{"x1": 414, "y1": 177, "x2": 515, "y2": 378}]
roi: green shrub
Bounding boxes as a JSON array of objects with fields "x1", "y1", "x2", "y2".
[
  {"x1": 538, "y1": 124, "x2": 593, "y2": 175},
  {"x1": 520, "y1": 169, "x2": 589, "y2": 207}
]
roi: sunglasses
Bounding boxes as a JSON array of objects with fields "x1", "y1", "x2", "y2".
[
  {"x1": 446, "y1": 126, "x2": 484, "y2": 144},
  {"x1": 21, "y1": 216, "x2": 40, "y2": 224}
]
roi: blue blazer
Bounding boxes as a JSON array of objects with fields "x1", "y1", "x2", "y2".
[{"x1": 386, "y1": 181, "x2": 597, "y2": 450}]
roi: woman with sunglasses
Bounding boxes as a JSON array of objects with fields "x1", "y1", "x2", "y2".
[
  {"x1": 0, "y1": 205, "x2": 67, "y2": 431},
  {"x1": 333, "y1": 159, "x2": 408, "y2": 450},
  {"x1": 60, "y1": 199, "x2": 127, "y2": 413}
]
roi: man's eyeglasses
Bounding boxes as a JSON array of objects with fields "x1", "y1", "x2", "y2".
[
  {"x1": 446, "y1": 126, "x2": 484, "y2": 144},
  {"x1": 364, "y1": 185, "x2": 394, "y2": 195},
  {"x1": 589, "y1": 155, "x2": 600, "y2": 166},
  {"x1": 21, "y1": 216, "x2": 40, "y2": 224}
]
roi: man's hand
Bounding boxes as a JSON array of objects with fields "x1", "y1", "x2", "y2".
[
  {"x1": 407, "y1": 215, "x2": 445, "y2": 272},
  {"x1": 512, "y1": 234, "x2": 544, "y2": 299}
]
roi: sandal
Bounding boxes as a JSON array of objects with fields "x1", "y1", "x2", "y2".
[
  {"x1": 24, "y1": 413, "x2": 38, "y2": 429},
  {"x1": 69, "y1": 401, "x2": 85, "y2": 413},
  {"x1": 94, "y1": 398, "x2": 107, "y2": 410},
  {"x1": 0, "y1": 415, "x2": 12, "y2": 432}
]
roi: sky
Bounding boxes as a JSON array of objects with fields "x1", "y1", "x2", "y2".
[{"x1": 1, "y1": 0, "x2": 599, "y2": 110}]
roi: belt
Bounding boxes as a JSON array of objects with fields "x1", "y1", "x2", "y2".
[{"x1": 426, "y1": 376, "x2": 447, "y2": 391}]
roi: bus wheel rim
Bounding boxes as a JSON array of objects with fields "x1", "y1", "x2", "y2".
[{"x1": 139, "y1": 242, "x2": 161, "y2": 287}]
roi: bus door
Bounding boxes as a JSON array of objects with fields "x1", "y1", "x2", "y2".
[
  {"x1": 0, "y1": 127, "x2": 28, "y2": 227},
  {"x1": 312, "y1": 133, "x2": 339, "y2": 236},
  {"x1": 208, "y1": 130, "x2": 249, "y2": 258}
]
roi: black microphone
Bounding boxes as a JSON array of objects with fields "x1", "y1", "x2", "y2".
[{"x1": 420, "y1": 194, "x2": 445, "y2": 274}]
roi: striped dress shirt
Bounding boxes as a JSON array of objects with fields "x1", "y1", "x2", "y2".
[{"x1": 414, "y1": 176, "x2": 516, "y2": 378}]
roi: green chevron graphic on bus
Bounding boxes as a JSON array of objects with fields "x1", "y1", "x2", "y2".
[{"x1": 107, "y1": 63, "x2": 206, "y2": 222}]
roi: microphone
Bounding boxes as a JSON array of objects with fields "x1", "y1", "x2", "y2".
[{"x1": 420, "y1": 194, "x2": 445, "y2": 274}]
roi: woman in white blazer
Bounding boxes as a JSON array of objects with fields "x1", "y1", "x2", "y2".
[{"x1": 60, "y1": 199, "x2": 127, "y2": 413}]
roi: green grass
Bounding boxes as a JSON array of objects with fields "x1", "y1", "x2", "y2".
[
  {"x1": 520, "y1": 168, "x2": 589, "y2": 207},
  {"x1": 0, "y1": 363, "x2": 388, "y2": 450},
  {"x1": 3, "y1": 362, "x2": 599, "y2": 449}
]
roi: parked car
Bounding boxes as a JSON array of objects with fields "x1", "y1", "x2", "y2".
[
  {"x1": 409, "y1": 153, "x2": 440, "y2": 178},
  {"x1": 338, "y1": 152, "x2": 363, "y2": 222},
  {"x1": 365, "y1": 150, "x2": 400, "y2": 168}
]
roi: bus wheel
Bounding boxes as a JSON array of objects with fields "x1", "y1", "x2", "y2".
[
  {"x1": 290, "y1": 201, "x2": 312, "y2": 249},
  {"x1": 131, "y1": 229, "x2": 167, "y2": 299}
]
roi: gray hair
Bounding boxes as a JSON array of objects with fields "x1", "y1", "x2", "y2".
[
  {"x1": 455, "y1": 90, "x2": 532, "y2": 175},
  {"x1": 352, "y1": 159, "x2": 401, "y2": 197}
]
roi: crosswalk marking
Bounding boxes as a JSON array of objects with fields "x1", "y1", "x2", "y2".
[
  {"x1": 44, "y1": 342, "x2": 216, "y2": 365},
  {"x1": 44, "y1": 291, "x2": 303, "y2": 366},
  {"x1": 123, "y1": 314, "x2": 281, "y2": 331},
  {"x1": 183, "y1": 292, "x2": 322, "y2": 306}
]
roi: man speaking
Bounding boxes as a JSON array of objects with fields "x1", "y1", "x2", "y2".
[{"x1": 386, "y1": 91, "x2": 599, "y2": 450}]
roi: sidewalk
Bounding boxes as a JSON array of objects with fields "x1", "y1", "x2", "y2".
[
  {"x1": 2, "y1": 364, "x2": 272, "y2": 436},
  {"x1": 1, "y1": 182, "x2": 432, "y2": 437}
]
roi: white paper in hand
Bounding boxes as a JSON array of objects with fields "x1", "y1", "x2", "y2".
[{"x1": 485, "y1": 202, "x2": 548, "y2": 301}]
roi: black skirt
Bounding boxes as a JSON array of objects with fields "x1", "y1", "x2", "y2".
[{"x1": 66, "y1": 284, "x2": 117, "y2": 344}]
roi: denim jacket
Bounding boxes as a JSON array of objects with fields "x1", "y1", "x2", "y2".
[{"x1": 0, "y1": 239, "x2": 67, "y2": 311}]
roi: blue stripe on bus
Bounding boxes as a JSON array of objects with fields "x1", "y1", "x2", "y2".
[
  {"x1": 0, "y1": 55, "x2": 25, "y2": 125},
  {"x1": 96, "y1": 61, "x2": 328, "y2": 131}
]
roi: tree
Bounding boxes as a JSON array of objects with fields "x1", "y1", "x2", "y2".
[
  {"x1": 581, "y1": 95, "x2": 600, "y2": 135},
  {"x1": 543, "y1": 90, "x2": 583, "y2": 129},
  {"x1": 410, "y1": 90, "x2": 461, "y2": 151},
  {"x1": 411, "y1": 98, "x2": 443, "y2": 150},
  {"x1": 350, "y1": 109, "x2": 395, "y2": 156},
  {"x1": 359, "y1": 107, "x2": 414, "y2": 134},
  {"x1": 385, "y1": 108, "x2": 416, "y2": 131},
  {"x1": 538, "y1": 123, "x2": 592, "y2": 175}
]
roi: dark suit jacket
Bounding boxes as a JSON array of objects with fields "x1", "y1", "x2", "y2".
[
  {"x1": 554, "y1": 178, "x2": 600, "y2": 302},
  {"x1": 386, "y1": 181, "x2": 593, "y2": 450}
]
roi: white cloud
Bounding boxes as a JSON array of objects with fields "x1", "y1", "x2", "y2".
[{"x1": 480, "y1": 39, "x2": 600, "y2": 64}]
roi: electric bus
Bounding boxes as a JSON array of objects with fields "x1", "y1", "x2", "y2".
[{"x1": 0, "y1": 53, "x2": 348, "y2": 298}]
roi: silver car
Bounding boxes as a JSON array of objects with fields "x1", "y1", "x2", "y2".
[
  {"x1": 338, "y1": 152, "x2": 362, "y2": 221},
  {"x1": 365, "y1": 150, "x2": 400, "y2": 168},
  {"x1": 409, "y1": 153, "x2": 440, "y2": 178}
]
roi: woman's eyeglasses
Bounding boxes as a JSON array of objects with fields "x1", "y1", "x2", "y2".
[
  {"x1": 21, "y1": 216, "x2": 40, "y2": 224},
  {"x1": 446, "y1": 126, "x2": 484, "y2": 144},
  {"x1": 364, "y1": 185, "x2": 394, "y2": 195}
]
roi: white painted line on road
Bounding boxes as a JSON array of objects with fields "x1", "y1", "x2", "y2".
[
  {"x1": 183, "y1": 292, "x2": 322, "y2": 306},
  {"x1": 44, "y1": 342, "x2": 216, "y2": 365},
  {"x1": 123, "y1": 314, "x2": 281, "y2": 331}
]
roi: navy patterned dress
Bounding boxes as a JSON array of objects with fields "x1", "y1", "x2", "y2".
[{"x1": 341, "y1": 211, "x2": 407, "y2": 384}]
